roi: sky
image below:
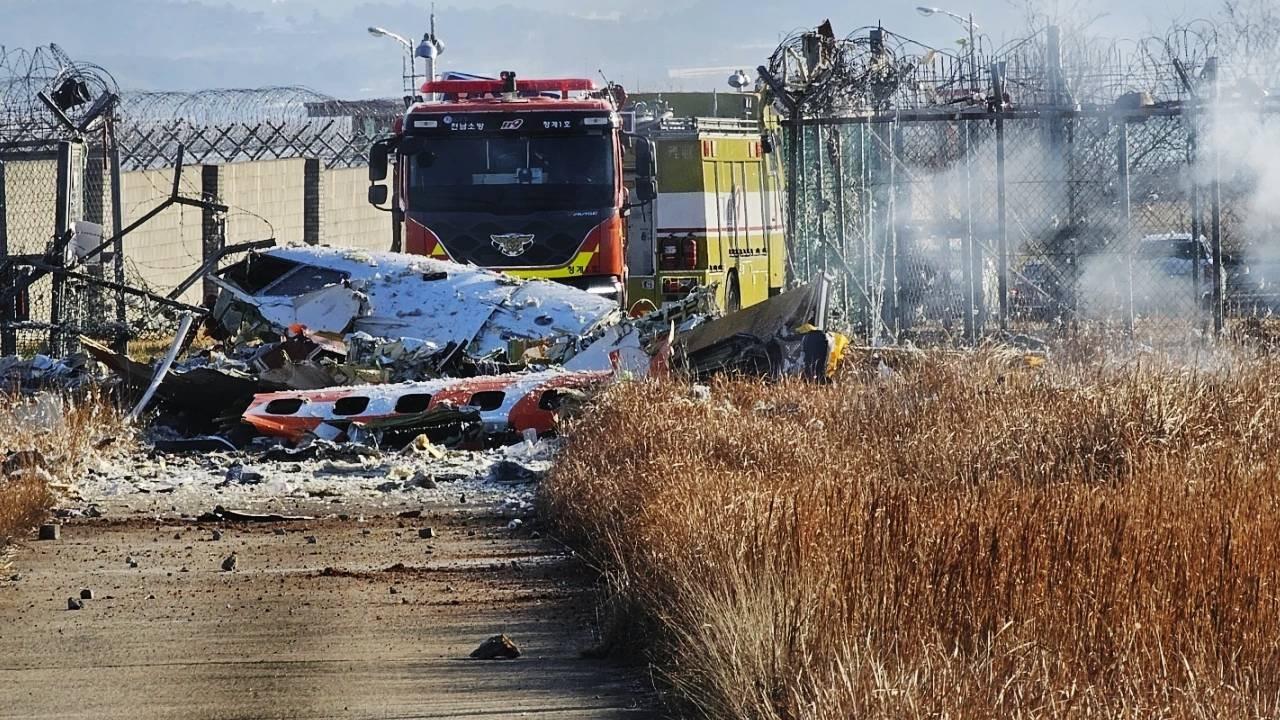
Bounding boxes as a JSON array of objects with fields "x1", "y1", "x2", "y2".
[{"x1": 0, "y1": 0, "x2": 1206, "y2": 98}]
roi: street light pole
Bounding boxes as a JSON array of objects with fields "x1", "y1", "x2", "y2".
[
  {"x1": 916, "y1": 7, "x2": 980, "y2": 93},
  {"x1": 967, "y1": 13, "x2": 977, "y2": 93},
  {"x1": 368, "y1": 26, "x2": 416, "y2": 96}
]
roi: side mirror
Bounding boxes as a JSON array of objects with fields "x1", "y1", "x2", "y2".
[
  {"x1": 369, "y1": 140, "x2": 391, "y2": 182},
  {"x1": 634, "y1": 138, "x2": 656, "y2": 178},
  {"x1": 636, "y1": 177, "x2": 657, "y2": 203},
  {"x1": 368, "y1": 184, "x2": 389, "y2": 206}
]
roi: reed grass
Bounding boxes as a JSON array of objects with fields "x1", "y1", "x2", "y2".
[{"x1": 545, "y1": 350, "x2": 1280, "y2": 718}]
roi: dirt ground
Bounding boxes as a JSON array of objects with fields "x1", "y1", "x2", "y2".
[{"x1": 0, "y1": 495, "x2": 656, "y2": 719}]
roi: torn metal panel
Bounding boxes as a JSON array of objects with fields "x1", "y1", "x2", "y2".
[
  {"x1": 241, "y1": 368, "x2": 610, "y2": 444},
  {"x1": 213, "y1": 246, "x2": 621, "y2": 362},
  {"x1": 82, "y1": 337, "x2": 281, "y2": 424},
  {"x1": 349, "y1": 405, "x2": 485, "y2": 450},
  {"x1": 676, "y1": 278, "x2": 831, "y2": 379},
  {"x1": 564, "y1": 323, "x2": 671, "y2": 377}
]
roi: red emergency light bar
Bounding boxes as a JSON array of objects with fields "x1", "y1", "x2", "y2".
[{"x1": 420, "y1": 77, "x2": 597, "y2": 96}]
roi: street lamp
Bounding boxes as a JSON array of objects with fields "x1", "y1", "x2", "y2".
[
  {"x1": 916, "y1": 6, "x2": 980, "y2": 93},
  {"x1": 368, "y1": 26, "x2": 417, "y2": 95}
]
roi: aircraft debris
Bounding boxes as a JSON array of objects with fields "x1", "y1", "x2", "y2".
[
  {"x1": 675, "y1": 277, "x2": 842, "y2": 380},
  {"x1": 241, "y1": 368, "x2": 610, "y2": 446},
  {"x1": 209, "y1": 246, "x2": 621, "y2": 366}
]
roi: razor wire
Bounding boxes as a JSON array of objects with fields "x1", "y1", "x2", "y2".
[
  {"x1": 0, "y1": 43, "x2": 119, "y2": 148},
  {"x1": 115, "y1": 87, "x2": 402, "y2": 170}
]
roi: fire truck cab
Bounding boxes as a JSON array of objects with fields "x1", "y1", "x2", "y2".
[
  {"x1": 369, "y1": 72, "x2": 626, "y2": 298},
  {"x1": 368, "y1": 74, "x2": 787, "y2": 314}
]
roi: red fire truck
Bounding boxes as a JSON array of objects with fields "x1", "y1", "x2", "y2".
[{"x1": 367, "y1": 72, "x2": 647, "y2": 300}]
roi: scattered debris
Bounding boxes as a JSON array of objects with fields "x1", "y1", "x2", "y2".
[
  {"x1": 197, "y1": 506, "x2": 314, "y2": 523},
  {"x1": 79, "y1": 588, "x2": 93, "y2": 600},
  {"x1": 0, "y1": 353, "x2": 111, "y2": 393},
  {"x1": 418, "y1": 527, "x2": 436, "y2": 539},
  {"x1": 470, "y1": 634, "x2": 521, "y2": 660},
  {"x1": 67, "y1": 597, "x2": 84, "y2": 611},
  {"x1": 488, "y1": 460, "x2": 541, "y2": 485},
  {"x1": 3, "y1": 449, "x2": 46, "y2": 474},
  {"x1": 37, "y1": 524, "x2": 60, "y2": 541},
  {"x1": 221, "y1": 553, "x2": 238, "y2": 572}
]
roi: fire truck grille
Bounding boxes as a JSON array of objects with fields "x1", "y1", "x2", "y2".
[{"x1": 428, "y1": 214, "x2": 602, "y2": 268}]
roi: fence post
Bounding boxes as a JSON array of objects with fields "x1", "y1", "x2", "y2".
[
  {"x1": 201, "y1": 165, "x2": 223, "y2": 302},
  {"x1": 784, "y1": 122, "x2": 798, "y2": 284},
  {"x1": 993, "y1": 64, "x2": 1009, "y2": 331},
  {"x1": 50, "y1": 140, "x2": 76, "y2": 355},
  {"x1": 833, "y1": 129, "x2": 848, "y2": 316},
  {"x1": 0, "y1": 158, "x2": 11, "y2": 356},
  {"x1": 1117, "y1": 119, "x2": 1135, "y2": 337},
  {"x1": 886, "y1": 122, "x2": 900, "y2": 340},
  {"x1": 815, "y1": 126, "x2": 829, "y2": 282},
  {"x1": 108, "y1": 126, "x2": 127, "y2": 353},
  {"x1": 1188, "y1": 118, "x2": 1202, "y2": 322},
  {"x1": 858, "y1": 123, "x2": 872, "y2": 341},
  {"x1": 1206, "y1": 58, "x2": 1224, "y2": 335},
  {"x1": 961, "y1": 122, "x2": 976, "y2": 343},
  {"x1": 799, "y1": 125, "x2": 812, "y2": 281},
  {"x1": 303, "y1": 158, "x2": 321, "y2": 246}
]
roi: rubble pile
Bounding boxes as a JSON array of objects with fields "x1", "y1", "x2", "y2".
[
  {"x1": 1, "y1": 245, "x2": 839, "y2": 504},
  {"x1": 0, "y1": 352, "x2": 115, "y2": 393}
]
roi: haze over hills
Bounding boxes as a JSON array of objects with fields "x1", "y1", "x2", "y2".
[{"x1": 1, "y1": 0, "x2": 1195, "y2": 97}]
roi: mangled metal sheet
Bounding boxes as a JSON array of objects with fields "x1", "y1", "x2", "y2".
[
  {"x1": 675, "y1": 277, "x2": 834, "y2": 379},
  {"x1": 211, "y1": 246, "x2": 621, "y2": 362}
]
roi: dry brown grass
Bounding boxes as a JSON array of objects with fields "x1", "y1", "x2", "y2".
[
  {"x1": 0, "y1": 393, "x2": 129, "y2": 546},
  {"x1": 545, "y1": 350, "x2": 1280, "y2": 719}
]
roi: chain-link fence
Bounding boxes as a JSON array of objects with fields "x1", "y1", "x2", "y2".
[
  {"x1": 774, "y1": 20, "x2": 1280, "y2": 347},
  {"x1": 785, "y1": 106, "x2": 1280, "y2": 345}
]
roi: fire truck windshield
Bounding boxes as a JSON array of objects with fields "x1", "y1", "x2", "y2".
[{"x1": 406, "y1": 133, "x2": 614, "y2": 214}]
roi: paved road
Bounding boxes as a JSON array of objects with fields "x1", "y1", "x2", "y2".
[{"x1": 0, "y1": 505, "x2": 654, "y2": 719}]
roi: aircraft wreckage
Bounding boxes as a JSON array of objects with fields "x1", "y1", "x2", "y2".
[
  {"x1": 208, "y1": 246, "x2": 623, "y2": 366},
  {"x1": 77, "y1": 245, "x2": 839, "y2": 450}
]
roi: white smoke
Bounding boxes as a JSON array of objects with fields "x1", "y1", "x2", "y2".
[{"x1": 1200, "y1": 101, "x2": 1280, "y2": 250}]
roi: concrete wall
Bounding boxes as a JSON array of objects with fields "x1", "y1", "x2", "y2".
[
  {"x1": 221, "y1": 158, "x2": 307, "y2": 246},
  {"x1": 323, "y1": 166, "x2": 392, "y2": 252},
  {"x1": 118, "y1": 164, "x2": 207, "y2": 305},
  {"x1": 2, "y1": 157, "x2": 396, "y2": 307}
]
